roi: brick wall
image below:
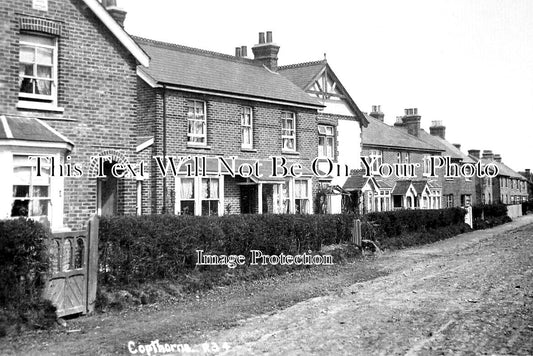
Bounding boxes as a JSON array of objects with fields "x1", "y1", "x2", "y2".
[
  {"x1": 0, "y1": 0, "x2": 139, "y2": 229},
  {"x1": 138, "y1": 86, "x2": 319, "y2": 213}
]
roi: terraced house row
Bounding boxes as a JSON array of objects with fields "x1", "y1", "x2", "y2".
[{"x1": 0, "y1": 0, "x2": 529, "y2": 231}]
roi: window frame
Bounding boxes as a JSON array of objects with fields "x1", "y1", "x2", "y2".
[
  {"x1": 318, "y1": 124, "x2": 335, "y2": 159},
  {"x1": 11, "y1": 154, "x2": 52, "y2": 221},
  {"x1": 18, "y1": 33, "x2": 59, "y2": 106},
  {"x1": 186, "y1": 100, "x2": 207, "y2": 146},
  {"x1": 176, "y1": 175, "x2": 223, "y2": 216},
  {"x1": 281, "y1": 111, "x2": 296, "y2": 152},
  {"x1": 369, "y1": 150, "x2": 383, "y2": 174},
  {"x1": 240, "y1": 106, "x2": 253, "y2": 149}
]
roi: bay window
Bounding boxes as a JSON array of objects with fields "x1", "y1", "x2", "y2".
[{"x1": 11, "y1": 155, "x2": 51, "y2": 222}]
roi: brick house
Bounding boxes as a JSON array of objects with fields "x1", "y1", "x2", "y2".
[
  {"x1": 406, "y1": 120, "x2": 476, "y2": 208},
  {"x1": 134, "y1": 32, "x2": 330, "y2": 215},
  {"x1": 468, "y1": 150, "x2": 528, "y2": 205},
  {"x1": 518, "y1": 169, "x2": 533, "y2": 201},
  {"x1": 358, "y1": 107, "x2": 445, "y2": 212},
  {"x1": 0, "y1": 0, "x2": 149, "y2": 230},
  {"x1": 277, "y1": 60, "x2": 369, "y2": 213}
]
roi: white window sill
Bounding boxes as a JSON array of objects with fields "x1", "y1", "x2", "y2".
[
  {"x1": 17, "y1": 101, "x2": 64, "y2": 113},
  {"x1": 186, "y1": 143, "x2": 211, "y2": 150},
  {"x1": 241, "y1": 147, "x2": 257, "y2": 153},
  {"x1": 282, "y1": 150, "x2": 300, "y2": 155}
]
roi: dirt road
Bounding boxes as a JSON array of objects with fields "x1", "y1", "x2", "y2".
[
  {"x1": 3, "y1": 216, "x2": 533, "y2": 355},
  {"x1": 207, "y1": 216, "x2": 533, "y2": 355}
]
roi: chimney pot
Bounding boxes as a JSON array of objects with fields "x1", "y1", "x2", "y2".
[
  {"x1": 482, "y1": 150, "x2": 494, "y2": 160},
  {"x1": 102, "y1": 0, "x2": 127, "y2": 27},
  {"x1": 429, "y1": 120, "x2": 446, "y2": 139},
  {"x1": 241, "y1": 45, "x2": 247, "y2": 57},
  {"x1": 252, "y1": 31, "x2": 280, "y2": 71},
  {"x1": 494, "y1": 154, "x2": 502, "y2": 163},
  {"x1": 266, "y1": 31, "x2": 273, "y2": 43},
  {"x1": 468, "y1": 149, "x2": 480, "y2": 159},
  {"x1": 235, "y1": 47, "x2": 241, "y2": 57},
  {"x1": 370, "y1": 105, "x2": 384, "y2": 122}
]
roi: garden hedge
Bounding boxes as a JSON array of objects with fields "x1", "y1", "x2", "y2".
[
  {"x1": 0, "y1": 218, "x2": 56, "y2": 334},
  {"x1": 98, "y1": 208, "x2": 469, "y2": 286},
  {"x1": 472, "y1": 203, "x2": 511, "y2": 229}
]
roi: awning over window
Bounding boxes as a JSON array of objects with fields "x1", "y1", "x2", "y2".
[{"x1": 0, "y1": 115, "x2": 73, "y2": 150}]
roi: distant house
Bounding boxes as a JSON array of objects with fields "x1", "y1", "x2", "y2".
[
  {"x1": 468, "y1": 150, "x2": 528, "y2": 205},
  {"x1": 359, "y1": 107, "x2": 444, "y2": 213},
  {"x1": 518, "y1": 169, "x2": 533, "y2": 201},
  {"x1": 402, "y1": 120, "x2": 476, "y2": 208}
]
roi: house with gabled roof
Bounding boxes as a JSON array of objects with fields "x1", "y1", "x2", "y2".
[
  {"x1": 468, "y1": 150, "x2": 528, "y2": 205},
  {"x1": 400, "y1": 120, "x2": 477, "y2": 208},
  {"x1": 135, "y1": 32, "x2": 327, "y2": 216},
  {"x1": 361, "y1": 107, "x2": 444, "y2": 211},
  {"x1": 278, "y1": 59, "x2": 368, "y2": 212},
  {"x1": 0, "y1": 0, "x2": 149, "y2": 230}
]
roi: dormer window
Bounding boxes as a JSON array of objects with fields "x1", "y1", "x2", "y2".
[{"x1": 19, "y1": 34, "x2": 58, "y2": 107}]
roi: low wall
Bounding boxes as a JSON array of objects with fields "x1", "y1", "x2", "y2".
[{"x1": 507, "y1": 204, "x2": 523, "y2": 219}]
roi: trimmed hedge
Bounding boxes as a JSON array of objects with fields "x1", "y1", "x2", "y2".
[
  {"x1": 98, "y1": 214, "x2": 355, "y2": 285},
  {"x1": 365, "y1": 207, "x2": 469, "y2": 249},
  {"x1": 0, "y1": 218, "x2": 56, "y2": 334},
  {"x1": 98, "y1": 208, "x2": 469, "y2": 287}
]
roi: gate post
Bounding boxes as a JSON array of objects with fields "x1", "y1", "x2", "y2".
[
  {"x1": 465, "y1": 206, "x2": 473, "y2": 228},
  {"x1": 86, "y1": 214, "x2": 99, "y2": 314},
  {"x1": 352, "y1": 218, "x2": 362, "y2": 247}
]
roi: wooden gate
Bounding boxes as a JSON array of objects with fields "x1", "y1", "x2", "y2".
[{"x1": 44, "y1": 215, "x2": 99, "y2": 317}]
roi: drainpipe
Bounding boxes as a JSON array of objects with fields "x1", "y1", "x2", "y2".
[{"x1": 162, "y1": 84, "x2": 167, "y2": 213}]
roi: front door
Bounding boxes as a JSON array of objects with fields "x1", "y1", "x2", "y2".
[
  {"x1": 97, "y1": 162, "x2": 117, "y2": 216},
  {"x1": 240, "y1": 185, "x2": 257, "y2": 214}
]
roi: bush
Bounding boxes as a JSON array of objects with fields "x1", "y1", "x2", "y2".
[
  {"x1": 98, "y1": 214, "x2": 356, "y2": 286},
  {"x1": 0, "y1": 218, "x2": 56, "y2": 334},
  {"x1": 522, "y1": 201, "x2": 533, "y2": 215},
  {"x1": 363, "y1": 208, "x2": 469, "y2": 249},
  {"x1": 472, "y1": 203, "x2": 511, "y2": 230}
]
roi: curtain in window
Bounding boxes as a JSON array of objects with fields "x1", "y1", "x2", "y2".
[
  {"x1": 202, "y1": 178, "x2": 219, "y2": 199},
  {"x1": 295, "y1": 180, "x2": 307, "y2": 198},
  {"x1": 180, "y1": 178, "x2": 194, "y2": 199}
]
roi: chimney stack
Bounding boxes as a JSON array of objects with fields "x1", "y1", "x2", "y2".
[
  {"x1": 493, "y1": 153, "x2": 502, "y2": 162},
  {"x1": 402, "y1": 108, "x2": 421, "y2": 137},
  {"x1": 482, "y1": 150, "x2": 494, "y2": 160},
  {"x1": 252, "y1": 31, "x2": 280, "y2": 71},
  {"x1": 453, "y1": 143, "x2": 461, "y2": 150},
  {"x1": 468, "y1": 149, "x2": 480, "y2": 160},
  {"x1": 430, "y1": 120, "x2": 446, "y2": 139},
  {"x1": 101, "y1": 0, "x2": 127, "y2": 27},
  {"x1": 369, "y1": 105, "x2": 384, "y2": 122}
]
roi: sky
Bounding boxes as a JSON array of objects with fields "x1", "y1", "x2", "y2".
[{"x1": 118, "y1": 0, "x2": 533, "y2": 173}]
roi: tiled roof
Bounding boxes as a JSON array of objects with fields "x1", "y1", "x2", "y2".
[
  {"x1": 343, "y1": 175, "x2": 369, "y2": 191},
  {"x1": 415, "y1": 130, "x2": 475, "y2": 163},
  {"x1": 278, "y1": 60, "x2": 369, "y2": 126},
  {"x1": 412, "y1": 180, "x2": 429, "y2": 194},
  {"x1": 135, "y1": 37, "x2": 323, "y2": 108},
  {"x1": 278, "y1": 60, "x2": 325, "y2": 89},
  {"x1": 0, "y1": 115, "x2": 72, "y2": 145},
  {"x1": 392, "y1": 180, "x2": 413, "y2": 195},
  {"x1": 363, "y1": 115, "x2": 443, "y2": 152},
  {"x1": 478, "y1": 158, "x2": 526, "y2": 180}
]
